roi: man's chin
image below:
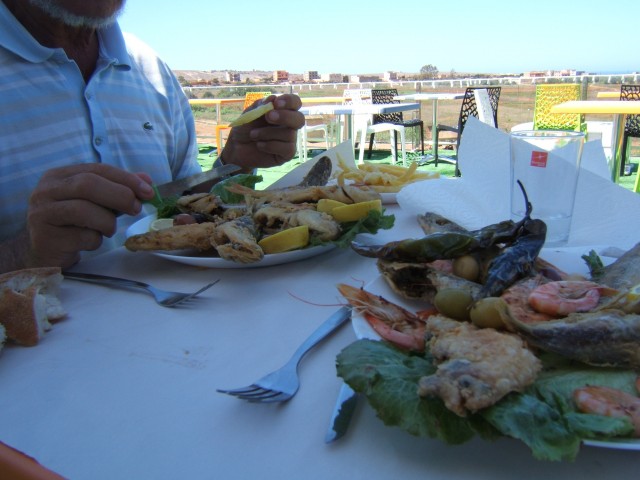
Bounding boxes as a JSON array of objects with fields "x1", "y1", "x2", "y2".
[{"x1": 27, "y1": 0, "x2": 124, "y2": 28}]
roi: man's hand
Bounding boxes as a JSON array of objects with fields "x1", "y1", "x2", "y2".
[
  {"x1": 221, "y1": 94, "x2": 305, "y2": 171},
  {"x1": 24, "y1": 164, "x2": 155, "y2": 269}
]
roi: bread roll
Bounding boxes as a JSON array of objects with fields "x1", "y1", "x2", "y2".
[{"x1": 0, "y1": 267, "x2": 66, "y2": 347}]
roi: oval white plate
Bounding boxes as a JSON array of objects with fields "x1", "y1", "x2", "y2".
[
  {"x1": 349, "y1": 247, "x2": 639, "y2": 451},
  {"x1": 126, "y1": 215, "x2": 336, "y2": 269},
  {"x1": 380, "y1": 192, "x2": 397, "y2": 205}
]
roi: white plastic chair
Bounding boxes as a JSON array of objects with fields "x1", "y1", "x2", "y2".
[
  {"x1": 297, "y1": 121, "x2": 331, "y2": 162},
  {"x1": 340, "y1": 89, "x2": 373, "y2": 163}
]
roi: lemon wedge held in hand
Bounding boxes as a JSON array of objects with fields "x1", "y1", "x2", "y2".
[
  {"x1": 330, "y1": 199, "x2": 383, "y2": 223},
  {"x1": 258, "y1": 225, "x2": 310, "y2": 254},
  {"x1": 150, "y1": 218, "x2": 175, "y2": 231}
]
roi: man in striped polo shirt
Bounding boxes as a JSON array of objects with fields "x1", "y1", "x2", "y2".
[{"x1": 0, "y1": 0, "x2": 304, "y2": 273}]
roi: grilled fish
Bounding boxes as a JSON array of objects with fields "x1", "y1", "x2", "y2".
[
  {"x1": 298, "y1": 156, "x2": 332, "y2": 187},
  {"x1": 599, "y1": 242, "x2": 640, "y2": 290},
  {"x1": 500, "y1": 307, "x2": 640, "y2": 369}
]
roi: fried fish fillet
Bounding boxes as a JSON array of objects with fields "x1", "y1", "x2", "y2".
[
  {"x1": 124, "y1": 222, "x2": 217, "y2": 252},
  {"x1": 418, "y1": 315, "x2": 541, "y2": 416},
  {"x1": 212, "y1": 216, "x2": 263, "y2": 263}
]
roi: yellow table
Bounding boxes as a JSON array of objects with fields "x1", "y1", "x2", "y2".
[
  {"x1": 188, "y1": 98, "x2": 245, "y2": 123},
  {"x1": 550, "y1": 100, "x2": 640, "y2": 184},
  {"x1": 596, "y1": 91, "x2": 621, "y2": 99}
]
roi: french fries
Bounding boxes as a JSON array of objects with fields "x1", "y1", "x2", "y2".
[{"x1": 335, "y1": 155, "x2": 438, "y2": 193}]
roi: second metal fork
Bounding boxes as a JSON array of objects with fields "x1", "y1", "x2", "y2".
[
  {"x1": 217, "y1": 306, "x2": 351, "y2": 403},
  {"x1": 63, "y1": 272, "x2": 219, "y2": 307}
]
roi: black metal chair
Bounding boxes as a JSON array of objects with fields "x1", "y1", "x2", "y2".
[
  {"x1": 619, "y1": 84, "x2": 640, "y2": 176},
  {"x1": 365, "y1": 88, "x2": 424, "y2": 165},
  {"x1": 434, "y1": 86, "x2": 501, "y2": 176}
]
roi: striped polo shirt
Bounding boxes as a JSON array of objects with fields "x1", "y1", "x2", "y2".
[{"x1": 0, "y1": 3, "x2": 201, "y2": 254}]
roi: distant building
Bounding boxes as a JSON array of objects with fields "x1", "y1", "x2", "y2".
[
  {"x1": 225, "y1": 71, "x2": 240, "y2": 82},
  {"x1": 273, "y1": 70, "x2": 289, "y2": 83},
  {"x1": 320, "y1": 73, "x2": 343, "y2": 83},
  {"x1": 383, "y1": 71, "x2": 398, "y2": 81},
  {"x1": 303, "y1": 71, "x2": 320, "y2": 82},
  {"x1": 349, "y1": 74, "x2": 380, "y2": 83},
  {"x1": 524, "y1": 69, "x2": 585, "y2": 78}
]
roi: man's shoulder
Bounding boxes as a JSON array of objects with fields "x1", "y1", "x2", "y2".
[
  {"x1": 119, "y1": 31, "x2": 176, "y2": 82},
  {"x1": 121, "y1": 32, "x2": 160, "y2": 61}
]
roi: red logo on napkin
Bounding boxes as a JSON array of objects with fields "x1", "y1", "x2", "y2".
[{"x1": 530, "y1": 151, "x2": 548, "y2": 167}]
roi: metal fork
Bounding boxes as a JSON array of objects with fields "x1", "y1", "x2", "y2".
[
  {"x1": 217, "y1": 306, "x2": 351, "y2": 403},
  {"x1": 63, "y1": 272, "x2": 219, "y2": 307}
]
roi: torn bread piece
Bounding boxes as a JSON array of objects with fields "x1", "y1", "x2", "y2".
[{"x1": 0, "y1": 267, "x2": 66, "y2": 347}]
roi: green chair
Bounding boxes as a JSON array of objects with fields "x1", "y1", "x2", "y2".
[
  {"x1": 533, "y1": 84, "x2": 587, "y2": 132},
  {"x1": 619, "y1": 84, "x2": 640, "y2": 178}
]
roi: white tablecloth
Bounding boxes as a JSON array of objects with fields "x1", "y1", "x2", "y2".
[{"x1": 0, "y1": 205, "x2": 639, "y2": 479}]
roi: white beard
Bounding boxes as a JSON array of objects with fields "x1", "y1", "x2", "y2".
[{"x1": 27, "y1": 0, "x2": 124, "y2": 28}]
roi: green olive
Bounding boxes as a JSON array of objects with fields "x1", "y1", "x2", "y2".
[
  {"x1": 434, "y1": 288, "x2": 473, "y2": 321},
  {"x1": 470, "y1": 297, "x2": 507, "y2": 329},
  {"x1": 452, "y1": 255, "x2": 480, "y2": 282}
]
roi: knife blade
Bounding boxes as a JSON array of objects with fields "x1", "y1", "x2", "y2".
[
  {"x1": 325, "y1": 383, "x2": 359, "y2": 443},
  {"x1": 154, "y1": 163, "x2": 241, "y2": 197}
]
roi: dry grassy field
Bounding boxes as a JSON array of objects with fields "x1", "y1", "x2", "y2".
[{"x1": 191, "y1": 83, "x2": 637, "y2": 155}]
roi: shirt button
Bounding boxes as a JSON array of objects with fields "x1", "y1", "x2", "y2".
[{"x1": 94, "y1": 137, "x2": 103, "y2": 146}]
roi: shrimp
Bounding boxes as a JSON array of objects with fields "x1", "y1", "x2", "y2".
[
  {"x1": 337, "y1": 283, "x2": 431, "y2": 352},
  {"x1": 528, "y1": 280, "x2": 605, "y2": 317},
  {"x1": 574, "y1": 384, "x2": 640, "y2": 437}
]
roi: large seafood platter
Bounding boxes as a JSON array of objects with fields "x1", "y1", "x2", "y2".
[{"x1": 336, "y1": 208, "x2": 640, "y2": 461}]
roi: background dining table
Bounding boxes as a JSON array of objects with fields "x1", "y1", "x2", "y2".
[
  {"x1": 299, "y1": 102, "x2": 420, "y2": 147},
  {"x1": 550, "y1": 100, "x2": 640, "y2": 183},
  {"x1": 1, "y1": 199, "x2": 639, "y2": 479}
]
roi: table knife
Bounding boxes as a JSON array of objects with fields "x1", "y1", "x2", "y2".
[
  {"x1": 154, "y1": 163, "x2": 241, "y2": 197},
  {"x1": 325, "y1": 382, "x2": 359, "y2": 443}
]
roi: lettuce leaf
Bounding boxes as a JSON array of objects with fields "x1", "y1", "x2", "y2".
[
  {"x1": 336, "y1": 339, "x2": 637, "y2": 461},
  {"x1": 210, "y1": 174, "x2": 263, "y2": 203}
]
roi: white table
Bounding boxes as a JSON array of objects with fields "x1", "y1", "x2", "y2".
[
  {"x1": 0, "y1": 204, "x2": 639, "y2": 480},
  {"x1": 395, "y1": 93, "x2": 465, "y2": 162},
  {"x1": 300, "y1": 102, "x2": 420, "y2": 145}
]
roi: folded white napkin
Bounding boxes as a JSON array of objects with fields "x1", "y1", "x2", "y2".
[
  {"x1": 398, "y1": 117, "x2": 640, "y2": 251},
  {"x1": 268, "y1": 140, "x2": 356, "y2": 189}
]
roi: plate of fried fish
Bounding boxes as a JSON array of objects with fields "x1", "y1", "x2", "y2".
[
  {"x1": 125, "y1": 214, "x2": 336, "y2": 269},
  {"x1": 337, "y1": 211, "x2": 640, "y2": 459}
]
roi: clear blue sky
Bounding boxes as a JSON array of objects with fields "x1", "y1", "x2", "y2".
[{"x1": 118, "y1": 0, "x2": 637, "y2": 75}]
